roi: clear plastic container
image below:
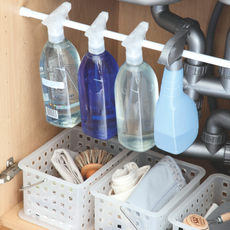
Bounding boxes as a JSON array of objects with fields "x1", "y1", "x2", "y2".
[
  {"x1": 40, "y1": 39, "x2": 81, "y2": 128},
  {"x1": 90, "y1": 150, "x2": 205, "y2": 230},
  {"x1": 169, "y1": 173, "x2": 230, "y2": 230},
  {"x1": 115, "y1": 61, "x2": 158, "y2": 152}
]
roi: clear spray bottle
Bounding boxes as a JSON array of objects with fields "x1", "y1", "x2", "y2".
[
  {"x1": 115, "y1": 22, "x2": 159, "y2": 152},
  {"x1": 78, "y1": 12, "x2": 119, "y2": 140},
  {"x1": 39, "y1": 2, "x2": 81, "y2": 128}
]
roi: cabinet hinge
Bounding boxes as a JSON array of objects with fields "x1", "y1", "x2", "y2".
[{"x1": 0, "y1": 157, "x2": 21, "y2": 184}]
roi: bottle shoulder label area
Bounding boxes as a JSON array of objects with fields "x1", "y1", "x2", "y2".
[{"x1": 42, "y1": 78, "x2": 65, "y2": 89}]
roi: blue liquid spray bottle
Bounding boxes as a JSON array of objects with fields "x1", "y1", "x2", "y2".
[
  {"x1": 78, "y1": 12, "x2": 119, "y2": 140},
  {"x1": 39, "y1": 2, "x2": 81, "y2": 128},
  {"x1": 154, "y1": 29, "x2": 199, "y2": 154},
  {"x1": 115, "y1": 22, "x2": 159, "y2": 152}
]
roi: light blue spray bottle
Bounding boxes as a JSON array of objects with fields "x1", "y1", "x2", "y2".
[
  {"x1": 154, "y1": 29, "x2": 199, "y2": 154},
  {"x1": 115, "y1": 22, "x2": 159, "y2": 152},
  {"x1": 39, "y1": 2, "x2": 81, "y2": 128},
  {"x1": 78, "y1": 12, "x2": 119, "y2": 140}
]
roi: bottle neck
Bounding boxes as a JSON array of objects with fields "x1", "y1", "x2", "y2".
[{"x1": 160, "y1": 67, "x2": 184, "y2": 97}]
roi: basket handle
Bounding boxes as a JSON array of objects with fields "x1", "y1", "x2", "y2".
[
  {"x1": 120, "y1": 205, "x2": 140, "y2": 230},
  {"x1": 19, "y1": 179, "x2": 47, "y2": 191}
]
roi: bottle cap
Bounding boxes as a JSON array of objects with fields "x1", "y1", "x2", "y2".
[
  {"x1": 122, "y1": 21, "x2": 149, "y2": 65},
  {"x1": 42, "y1": 2, "x2": 71, "y2": 43},
  {"x1": 85, "y1": 12, "x2": 108, "y2": 55}
]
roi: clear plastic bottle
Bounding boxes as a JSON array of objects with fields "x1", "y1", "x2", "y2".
[
  {"x1": 39, "y1": 2, "x2": 81, "y2": 128},
  {"x1": 40, "y1": 39, "x2": 81, "y2": 128},
  {"x1": 115, "y1": 22, "x2": 159, "y2": 152},
  {"x1": 78, "y1": 12, "x2": 119, "y2": 140}
]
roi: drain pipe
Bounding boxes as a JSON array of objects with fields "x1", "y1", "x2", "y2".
[
  {"x1": 151, "y1": 5, "x2": 206, "y2": 117},
  {"x1": 179, "y1": 109, "x2": 230, "y2": 165}
]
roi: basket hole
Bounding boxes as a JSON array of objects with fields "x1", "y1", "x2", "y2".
[
  {"x1": 36, "y1": 202, "x2": 40, "y2": 206},
  {"x1": 52, "y1": 209, "x2": 56, "y2": 213},
  {"x1": 83, "y1": 205, "x2": 85, "y2": 209},
  {"x1": 44, "y1": 187, "x2": 48, "y2": 192},
  {"x1": 27, "y1": 182, "x2": 31, "y2": 186},
  {"x1": 36, "y1": 175, "x2": 39, "y2": 179},
  {"x1": 44, "y1": 161, "x2": 48, "y2": 165},
  {"x1": 181, "y1": 168, "x2": 186, "y2": 174},
  {"x1": 79, "y1": 142, "x2": 83, "y2": 147},
  {"x1": 38, "y1": 156, "x2": 41, "y2": 161},
  {"x1": 118, "y1": 215, "x2": 121, "y2": 219},
  {"x1": 69, "y1": 197, "x2": 73, "y2": 201},
  {"x1": 88, "y1": 200, "x2": 91, "y2": 204},
  {"x1": 61, "y1": 203, "x2": 64, "y2": 207},
  {"x1": 86, "y1": 145, "x2": 90, "y2": 149},
  {"x1": 36, "y1": 213, "x2": 40, "y2": 217},
  {"x1": 56, "y1": 144, "x2": 59, "y2": 148},
  {"x1": 67, "y1": 144, "x2": 70, "y2": 149},
  {"x1": 147, "y1": 157, "x2": 152, "y2": 162},
  {"x1": 117, "y1": 225, "x2": 122, "y2": 229},
  {"x1": 108, "y1": 221, "x2": 112, "y2": 225},
  {"x1": 119, "y1": 147, "x2": 123, "y2": 152},
  {"x1": 69, "y1": 206, "x2": 72, "y2": 210},
  {"x1": 87, "y1": 137, "x2": 91, "y2": 141},
  {"x1": 223, "y1": 192, "x2": 227, "y2": 197},
  {"x1": 110, "y1": 144, "x2": 115, "y2": 149},
  {"x1": 61, "y1": 212, "x2": 64, "y2": 216},
  {"x1": 44, "y1": 152, "x2": 47, "y2": 156},
  {"x1": 136, "y1": 212, "x2": 140, "y2": 216},
  {"x1": 95, "y1": 139, "x2": 99, "y2": 144},
  {"x1": 44, "y1": 206, "x2": 48, "y2": 209},
  {"x1": 67, "y1": 135, "x2": 70, "y2": 140},
  {"x1": 27, "y1": 173, "x2": 31, "y2": 176},
  {"x1": 223, "y1": 182, "x2": 228, "y2": 187},
  {"x1": 38, "y1": 165, "x2": 42, "y2": 170},
  {"x1": 69, "y1": 188, "x2": 73, "y2": 192},
  {"x1": 62, "y1": 139, "x2": 65, "y2": 143},
  {"x1": 61, "y1": 194, "x2": 64, "y2": 198},
  {"x1": 45, "y1": 170, "x2": 48, "y2": 174},
  {"x1": 79, "y1": 134, "x2": 83, "y2": 138},
  {"x1": 88, "y1": 218, "x2": 90, "y2": 222},
  {"x1": 50, "y1": 148, "x2": 53, "y2": 152},
  {"x1": 69, "y1": 216, "x2": 73, "y2": 220},
  {"x1": 103, "y1": 142, "x2": 106, "y2": 147},
  {"x1": 51, "y1": 166, "x2": 54, "y2": 170},
  {"x1": 191, "y1": 171, "x2": 196, "y2": 177},
  {"x1": 52, "y1": 200, "x2": 56, "y2": 204},
  {"x1": 100, "y1": 208, "x2": 103, "y2": 213},
  {"x1": 52, "y1": 181, "x2": 56, "y2": 186},
  {"x1": 82, "y1": 224, "x2": 85, "y2": 227},
  {"x1": 32, "y1": 161, "x2": 35, "y2": 165},
  {"x1": 27, "y1": 190, "x2": 31, "y2": 194}
]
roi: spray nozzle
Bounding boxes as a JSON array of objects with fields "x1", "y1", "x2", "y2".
[
  {"x1": 122, "y1": 21, "x2": 149, "y2": 65},
  {"x1": 85, "y1": 11, "x2": 108, "y2": 55},
  {"x1": 158, "y1": 28, "x2": 189, "y2": 70},
  {"x1": 42, "y1": 2, "x2": 71, "y2": 43}
]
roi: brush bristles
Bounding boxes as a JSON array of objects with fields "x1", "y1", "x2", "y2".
[{"x1": 75, "y1": 149, "x2": 113, "y2": 170}]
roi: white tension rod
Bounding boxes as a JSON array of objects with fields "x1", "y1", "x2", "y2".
[{"x1": 19, "y1": 7, "x2": 230, "y2": 69}]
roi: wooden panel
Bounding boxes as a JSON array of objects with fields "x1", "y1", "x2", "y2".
[{"x1": 0, "y1": 0, "x2": 119, "y2": 217}]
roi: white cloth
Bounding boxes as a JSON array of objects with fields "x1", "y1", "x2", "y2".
[
  {"x1": 108, "y1": 162, "x2": 150, "y2": 201},
  {"x1": 51, "y1": 149, "x2": 84, "y2": 184}
]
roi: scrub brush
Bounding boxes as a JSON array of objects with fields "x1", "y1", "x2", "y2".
[{"x1": 75, "y1": 149, "x2": 113, "y2": 180}]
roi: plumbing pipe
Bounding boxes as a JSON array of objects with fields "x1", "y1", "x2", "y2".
[
  {"x1": 151, "y1": 5, "x2": 206, "y2": 65},
  {"x1": 19, "y1": 7, "x2": 230, "y2": 69},
  {"x1": 206, "y1": 1, "x2": 224, "y2": 113}
]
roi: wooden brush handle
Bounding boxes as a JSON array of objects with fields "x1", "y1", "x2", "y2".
[
  {"x1": 81, "y1": 163, "x2": 103, "y2": 180},
  {"x1": 220, "y1": 212, "x2": 230, "y2": 223}
]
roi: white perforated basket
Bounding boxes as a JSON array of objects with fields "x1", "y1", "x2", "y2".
[
  {"x1": 18, "y1": 126, "x2": 130, "y2": 230},
  {"x1": 90, "y1": 150, "x2": 205, "y2": 230},
  {"x1": 168, "y1": 173, "x2": 230, "y2": 230}
]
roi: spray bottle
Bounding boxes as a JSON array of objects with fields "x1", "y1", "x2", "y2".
[
  {"x1": 39, "y1": 2, "x2": 81, "y2": 128},
  {"x1": 78, "y1": 12, "x2": 119, "y2": 140},
  {"x1": 115, "y1": 22, "x2": 159, "y2": 152},
  {"x1": 154, "y1": 29, "x2": 199, "y2": 154}
]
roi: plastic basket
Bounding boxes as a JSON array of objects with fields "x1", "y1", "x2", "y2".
[
  {"x1": 168, "y1": 173, "x2": 230, "y2": 230},
  {"x1": 90, "y1": 150, "x2": 205, "y2": 230},
  {"x1": 18, "y1": 126, "x2": 130, "y2": 230}
]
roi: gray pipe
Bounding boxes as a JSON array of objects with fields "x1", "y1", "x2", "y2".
[{"x1": 150, "y1": 5, "x2": 206, "y2": 65}]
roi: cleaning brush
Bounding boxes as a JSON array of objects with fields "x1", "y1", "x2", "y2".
[{"x1": 75, "y1": 148, "x2": 113, "y2": 180}]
